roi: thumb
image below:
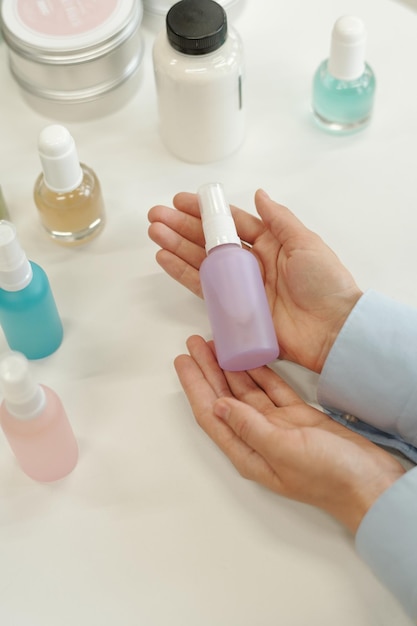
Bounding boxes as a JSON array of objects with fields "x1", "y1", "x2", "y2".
[{"x1": 254, "y1": 189, "x2": 311, "y2": 245}]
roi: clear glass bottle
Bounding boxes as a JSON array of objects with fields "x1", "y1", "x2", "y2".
[
  {"x1": 0, "y1": 186, "x2": 11, "y2": 221},
  {"x1": 152, "y1": 0, "x2": 245, "y2": 163},
  {"x1": 0, "y1": 351, "x2": 78, "y2": 482},
  {"x1": 34, "y1": 125, "x2": 106, "y2": 245},
  {"x1": 312, "y1": 16, "x2": 376, "y2": 134},
  {"x1": 0, "y1": 220, "x2": 63, "y2": 359},
  {"x1": 198, "y1": 183, "x2": 279, "y2": 371}
]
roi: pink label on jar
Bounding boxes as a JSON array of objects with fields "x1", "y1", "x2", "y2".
[{"x1": 17, "y1": 0, "x2": 119, "y2": 36}]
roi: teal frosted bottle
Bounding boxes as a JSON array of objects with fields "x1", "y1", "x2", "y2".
[
  {"x1": 312, "y1": 16, "x2": 376, "y2": 134},
  {"x1": 0, "y1": 221, "x2": 63, "y2": 359}
]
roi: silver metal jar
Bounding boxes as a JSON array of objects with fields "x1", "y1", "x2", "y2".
[{"x1": 0, "y1": 0, "x2": 144, "y2": 120}]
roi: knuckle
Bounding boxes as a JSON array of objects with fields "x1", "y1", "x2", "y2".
[
  {"x1": 237, "y1": 449, "x2": 257, "y2": 480},
  {"x1": 235, "y1": 417, "x2": 252, "y2": 443}
]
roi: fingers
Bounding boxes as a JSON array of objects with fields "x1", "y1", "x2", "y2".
[
  {"x1": 174, "y1": 352, "x2": 218, "y2": 414},
  {"x1": 214, "y1": 397, "x2": 277, "y2": 451},
  {"x1": 223, "y1": 366, "x2": 318, "y2": 430},
  {"x1": 213, "y1": 397, "x2": 282, "y2": 484},
  {"x1": 150, "y1": 190, "x2": 307, "y2": 260},
  {"x1": 148, "y1": 220, "x2": 206, "y2": 267},
  {"x1": 174, "y1": 339, "x2": 258, "y2": 461},
  {"x1": 183, "y1": 337, "x2": 302, "y2": 422},
  {"x1": 246, "y1": 366, "x2": 301, "y2": 408},
  {"x1": 174, "y1": 337, "x2": 230, "y2": 435},
  {"x1": 148, "y1": 207, "x2": 206, "y2": 296},
  {"x1": 174, "y1": 342, "x2": 278, "y2": 487},
  {"x1": 183, "y1": 335, "x2": 232, "y2": 399},
  {"x1": 173, "y1": 191, "x2": 266, "y2": 246},
  {"x1": 247, "y1": 367, "x2": 328, "y2": 428},
  {"x1": 223, "y1": 368, "x2": 278, "y2": 416},
  {"x1": 172, "y1": 191, "x2": 201, "y2": 217},
  {"x1": 174, "y1": 351, "x2": 238, "y2": 449},
  {"x1": 155, "y1": 249, "x2": 203, "y2": 297},
  {"x1": 148, "y1": 203, "x2": 206, "y2": 249}
]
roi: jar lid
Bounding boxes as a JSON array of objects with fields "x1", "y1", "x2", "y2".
[
  {"x1": 0, "y1": 0, "x2": 142, "y2": 55},
  {"x1": 166, "y1": 0, "x2": 227, "y2": 55}
]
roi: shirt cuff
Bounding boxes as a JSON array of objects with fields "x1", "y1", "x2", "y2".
[
  {"x1": 317, "y1": 290, "x2": 417, "y2": 446},
  {"x1": 356, "y1": 466, "x2": 417, "y2": 620}
]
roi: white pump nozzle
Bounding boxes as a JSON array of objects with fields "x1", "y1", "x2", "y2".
[
  {"x1": 198, "y1": 183, "x2": 241, "y2": 253},
  {"x1": 0, "y1": 352, "x2": 46, "y2": 420},
  {"x1": 0, "y1": 221, "x2": 32, "y2": 291}
]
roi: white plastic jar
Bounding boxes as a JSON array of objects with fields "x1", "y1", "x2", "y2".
[
  {"x1": 152, "y1": 0, "x2": 245, "y2": 163},
  {"x1": 144, "y1": 0, "x2": 238, "y2": 15}
]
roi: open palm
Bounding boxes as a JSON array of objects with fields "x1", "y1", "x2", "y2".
[
  {"x1": 175, "y1": 335, "x2": 405, "y2": 533},
  {"x1": 148, "y1": 189, "x2": 362, "y2": 372}
]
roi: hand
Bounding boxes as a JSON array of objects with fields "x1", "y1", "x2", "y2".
[
  {"x1": 148, "y1": 189, "x2": 362, "y2": 373},
  {"x1": 175, "y1": 335, "x2": 405, "y2": 533}
]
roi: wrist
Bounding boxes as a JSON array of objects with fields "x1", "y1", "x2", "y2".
[
  {"x1": 317, "y1": 289, "x2": 364, "y2": 373},
  {"x1": 336, "y1": 465, "x2": 406, "y2": 534}
]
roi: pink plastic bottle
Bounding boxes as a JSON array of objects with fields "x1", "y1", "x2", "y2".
[
  {"x1": 0, "y1": 351, "x2": 78, "y2": 482},
  {"x1": 198, "y1": 183, "x2": 279, "y2": 371}
]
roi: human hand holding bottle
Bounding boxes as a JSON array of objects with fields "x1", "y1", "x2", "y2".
[
  {"x1": 174, "y1": 335, "x2": 405, "y2": 533},
  {"x1": 148, "y1": 189, "x2": 362, "y2": 373}
]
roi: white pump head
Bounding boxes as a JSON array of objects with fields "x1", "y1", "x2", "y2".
[
  {"x1": 0, "y1": 351, "x2": 46, "y2": 420},
  {"x1": 38, "y1": 124, "x2": 83, "y2": 193},
  {"x1": 328, "y1": 16, "x2": 367, "y2": 81},
  {"x1": 198, "y1": 183, "x2": 241, "y2": 253},
  {"x1": 0, "y1": 221, "x2": 32, "y2": 291}
]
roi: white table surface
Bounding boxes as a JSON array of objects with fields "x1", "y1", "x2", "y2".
[{"x1": 0, "y1": 1, "x2": 416, "y2": 624}]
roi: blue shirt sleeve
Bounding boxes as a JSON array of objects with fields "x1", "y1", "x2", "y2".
[
  {"x1": 356, "y1": 467, "x2": 417, "y2": 621},
  {"x1": 318, "y1": 289, "x2": 417, "y2": 447},
  {"x1": 317, "y1": 289, "x2": 417, "y2": 619}
]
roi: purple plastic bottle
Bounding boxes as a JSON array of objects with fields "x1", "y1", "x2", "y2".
[{"x1": 198, "y1": 183, "x2": 279, "y2": 371}]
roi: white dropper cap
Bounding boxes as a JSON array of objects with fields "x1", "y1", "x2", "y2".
[
  {"x1": 328, "y1": 16, "x2": 367, "y2": 81},
  {"x1": 197, "y1": 183, "x2": 241, "y2": 253},
  {"x1": 0, "y1": 352, "x2": 46, "y2": 420},
  {"x1": 0, "y1": 221, "x2": 32, "y2": 291},
  {"x1": 38, "y1": 125, "x2": 83, "y2": 194}
]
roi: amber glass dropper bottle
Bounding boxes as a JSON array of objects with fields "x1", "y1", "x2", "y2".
[{"x1": 33, "y1": 124, "x2": 106, "y2": 246}]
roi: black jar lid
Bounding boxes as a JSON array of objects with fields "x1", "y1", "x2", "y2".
[{"x1": 166, "y1": 0, "x2": 227, "y2": 55}]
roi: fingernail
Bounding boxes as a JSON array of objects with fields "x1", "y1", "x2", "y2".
[
  {"x1": 214, "y1": 399, "x2": 230, "y2": 421},
  {"x1": 257, "y1": 188, "x2": 270, "y2": 199}
]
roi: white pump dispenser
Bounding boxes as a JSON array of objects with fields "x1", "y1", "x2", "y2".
[
  {"x1": 0, "y1": 351, "x2": 78, "y2": 482},
  {"x1": 0, "y1": 352, "x2": 46, "y2": 419},
  {"x1": 198, "y1": 183, "x2": 279, "y2": 371}
]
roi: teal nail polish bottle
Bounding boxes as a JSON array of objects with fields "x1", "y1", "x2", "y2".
[
  {"x1": 312, "y1": 16, "x2": 376, "y2": 134},
  {"x1": 0, "y1": 221, "x2": 63, "y2": 359}
]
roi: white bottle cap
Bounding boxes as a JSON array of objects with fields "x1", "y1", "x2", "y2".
[
  {"x1": 197, "y1": 183, "x2": 241, "y2": 253},
  {"x1": 328, "y1": 16, "x2": 367, "y2": 81},
  {"x1": 0, "y1": 221, "x2": 32, "y2": 292},
  {"x1": 0, "y1": 352, "x2": 46, "y2": 420},
  {"x1": 38, "y1": 125, "x2": 83, "y2": 193}
]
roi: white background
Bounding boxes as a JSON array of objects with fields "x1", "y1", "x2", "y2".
[{"x1": 0, "y1": 0, "x2": 416, "y2": 624}]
